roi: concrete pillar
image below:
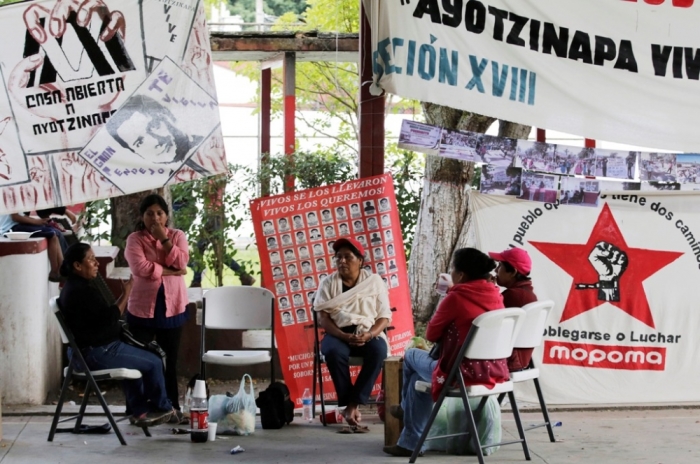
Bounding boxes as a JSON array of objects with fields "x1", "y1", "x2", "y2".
[{"x1": 0, "y1": 238, "x2": 60, "y2": 405}]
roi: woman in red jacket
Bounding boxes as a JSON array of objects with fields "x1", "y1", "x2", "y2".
[{"x1": 384, "y1": 248, "x2": 508, "y2": 457}]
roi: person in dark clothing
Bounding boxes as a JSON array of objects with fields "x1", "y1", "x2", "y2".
[
  {"x1": 488, "y1": 248, "x2": 538, "y2": 371},
  {"x1": 58, "y1": 243, "x2": 173, "y2": 427}
]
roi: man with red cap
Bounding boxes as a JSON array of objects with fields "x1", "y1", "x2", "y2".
[{"x1": 488, "y1": 247, "x2": 538, "y2": 371}]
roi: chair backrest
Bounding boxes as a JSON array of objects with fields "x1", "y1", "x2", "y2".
[
  {"x1": 513, "y1": 300, "x2": 554, "y2": 349},
  {"x1": 203, "y1": 286, "x2": 274, "y2": 330},
  {"x1": 49, "y1": 296, "x2": 70, "y2": 345},
  {"x1": 463, "y1": 307, "x2": 525, "y2": 360}
]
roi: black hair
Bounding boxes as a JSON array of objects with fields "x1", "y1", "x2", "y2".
[
  {"x1": 59, "y1": 243, "x2": 91, "y2": 277},
  {"x1": 452, "y1": 248, "x2": 497, "y2": 281},
  {"x1": 500, "y1": 260, "x2": 531, "y2": 281},
  {"x1": 334, "y1": 243, "x2": 364, "y2": 262},
  {"x1": 135, "y1": 193, "x2": 170, "y2": 231}
]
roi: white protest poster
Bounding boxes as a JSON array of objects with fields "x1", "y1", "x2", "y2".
[
  {"x1": 372, "y1": 0, "x2": 700, "y2": 152},
  {"x1": 397, "y1": 119, "x2": 441, "y2": 155},
  {"x1": 0, "y1": 0, "x2": 225, "y2": 214},
  {"x1": 471, "y1": 192, "x2": 700, "y2": 404}
]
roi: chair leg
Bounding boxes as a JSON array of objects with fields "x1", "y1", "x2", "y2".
[
  {"x1": 534, "y1": 377, "x2": 556, "y2": 442},
  {"x1": 409, "y1": 394, "x2": 446, "y2": 464},
  {"x1": 508, "y1": 391, "x2": 531, "y2": 461},
  {"x1": 48, "y1": 367, "x2": 74, "y2": 442},
  {"x1": 497, "y1": 392, "x2": 506, "y2": 405},
  {"x1": 81, "y1": 371, "x2": 128, "y2": 446},
  {"x1": 312, "y1": 351, "x2": 318, "y2": 420},
  {"x1": 318, "y1": 361, "x2": 326, "y2": 425},
  {"x1": 73, "y1": 382, "x2": 92, "y2": 432},
  {"x1": 458, "y1": 384, "x2": 485, "y2": 464}
]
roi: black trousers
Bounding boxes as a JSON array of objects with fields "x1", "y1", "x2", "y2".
[{"x1": 130, "y1": 325, "x2": 183, "y2": 410}]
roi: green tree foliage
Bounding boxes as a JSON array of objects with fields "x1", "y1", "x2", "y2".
[{"x1": 227, "y1": 0, "x2": 307, "y2": 23}]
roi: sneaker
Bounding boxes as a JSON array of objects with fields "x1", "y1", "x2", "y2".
[
  {"x1": 382, "y1": 445, "x2": 421, "y2": 457},
  {"x1": 133, "y1": 410, "x2": 173, "y2": 428},
  {"x1": 389, "y1": 405, "x2": 404, "y2": 421}
]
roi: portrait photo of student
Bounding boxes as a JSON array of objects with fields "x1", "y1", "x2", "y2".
[
  {"x1": 315, "y1": 257, "x2": 327, "y2": 272},
  {"x1": 335, "y1": 206, "x2": 347, "y2": 221},
  {"x1": 289, "y1": 278, "x2": 302, "y2": 293},
  {"x1": 378, "y1": 197, "x2": 391, "y2": 212},
  {"x1": 270, "y1": 251, "x2": 281, "y2": 265},
  {"x1": 281, "y1": 310, "x2": 294, "y2": 326},
  {"x1": 384, "y1": 229, "x2": 394, "y2": 242},
  {"x1": 281, "y1": 233, "x2": 293, "y2": 247},
  {"x1": 303, "y1": 275, "x2": 316, "y2": 289},
  {"x1": 388, "y1": 259, "x2": 397, "y2": 272},
  {"x1": 267, "y1": 236, "x2": 278, "y2": 249},
  {"x1": 295, "y1": 308, "x2": 308, "y2": 323},
  {"x1": 283, "y1": 249, "x2": 296, "y2": 262},
  {"x1": 273, "y1": 266, "x2": 284, "y2": 280},
  {"x1": 292, "y1": 214, "x2": 305, "y2": 229},
  {"x1": 390, "y1": 273, "x2": 399, "y2": 288},
  {"x1": 321, "y1": 209, "x2": 333, "y2": 223},
  {"x1": 307, "y1": 211, "x2": 319, "y2": 226},
  {"x1": 356, "y1": 235, "x2": 368, "y2": 249},
  {"x1": 301, "y1": 260, "x2": 313, "y2": 275},
  {"x1": 309, "y1": 228, "x2": 321, "y2": 241},
  {"x1": 306, "y1": 291, "x2": 316, "y2": 303},
  {"x1": 278, "y1": 217, "x2": 290, "y2": 232},
  {"x1": 352, "y1": 220, "x2": 364, "y2": 233},
  {"x1": 312, "y1": 243, "x2": 324, "y2": 256},
  {"x1": 299, "y1": 246, "x2": 310, "y2": 259},
  {"x1": 323, "y1": 224, "x2": 336, "y2": 239},
  {"x1": 376, "y1": 262, "x2": 386, "y2": 275},
  {"x1": 295, "y1": 230, "x2": 307, "y2": 245},
  {"x1": 287, "y1": 263, "x2": 298, "y2": 277},
  {"x1": 363, "y1": 264, "x2": 373, "y2": 272},
  {"x1": 275, "y1": 281, "x2": 287, "y2": 295},
  {"x1": 279, "y1": 297, "x2": 290, "y2": 309},
  {"x1": 373, "y1": 246, "x2": 384, "y2": 260},
  {"x1": 317, "y1": 273, "x2": 327, "y2": 282},
  {"x1": 349, "y1": 203, "x2": 362, "y2": 218},
  {"x1": 382, "y1": 276, "x2": 389, "y2": 288},
  {"x1": 370, "y1": 232, "x2": 382, "y2": 245},
  {"x1": 263, "y1": 220, "x2": 275, "y2": 235},
  {"x1": 387, "y1": 243, "x2": 395, "y2": 257},
  {"x1": 292, "y1": 293, "x2": 304, "y2": 307},
  {"x1": 338, "y1": 222, "x2": 350, "y2": 236},
  {"x1": 380, "y1": 214, "x2": 391, "y2": 227},
  {"x1": 326, "y1": 240, "x2": 336, "y2": 254},
  {"x1": 364, "y1": 200, "x2": 376, "y2": 214},
  {"x1": 367, "y1": 216, "x2": 379, "y2": 230}
]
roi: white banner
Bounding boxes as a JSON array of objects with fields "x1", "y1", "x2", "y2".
[
  {"x1": 0, "y1": 0, "x2": 226, "y2": 214},
  {"x1": 472, "y1": 191, "x2": 700, "y2": 403},
  {"x1": 373, "y1": 0, "x2": 700, "y2": 152}
]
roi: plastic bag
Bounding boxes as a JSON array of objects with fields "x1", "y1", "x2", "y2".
[
  {"x1": 424, "y1": 396, "x2": 502, "y2": 456},
  {"x1": 209, "y1": 374, "x2": 257, "y2": 435}
]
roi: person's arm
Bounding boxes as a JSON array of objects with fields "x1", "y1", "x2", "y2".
[
  {"x1": 64, "y1": 209, "x2": 77, "y2": 224},
  {"x1": 124, "y1": 233, "x2": 163, "y2": 280},
  {"x1": 10, "y1": 213, "x2": 47, "y2": 226},
  {"x1": 161, "y1": 229, "x2": 189, "y2": 270},
  {"x1": 425, "y1": 294, "x2": 457, "y2": 343},
  {"x1": 349, "y1": 317, "x2": 389, "y2": 347},
  {"x1": 318, "y1": 311, "x2": 353, "y2": 343}
]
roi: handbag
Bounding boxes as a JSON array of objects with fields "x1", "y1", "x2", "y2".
[{"x1": 119, "y1": 321, "x2": 167, "y2": 369}]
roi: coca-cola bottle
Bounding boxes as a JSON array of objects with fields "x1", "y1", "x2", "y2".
[{"x1": 190, "y1": 379, "x2": 209, "y2": 443}]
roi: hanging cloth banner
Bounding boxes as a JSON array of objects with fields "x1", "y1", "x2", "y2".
[
  {"x1": 471, "y1": 191, "x2": 700, "y2": 404},
  {"x1": 0, "y1": 0, "x2": 226, "y2": 214},
  {"x1": 250, "y1": 173, "x2": 415, "y2": 406},
  {"x1": 373, "y1": 0, "x2": 700, "y2": 152}
]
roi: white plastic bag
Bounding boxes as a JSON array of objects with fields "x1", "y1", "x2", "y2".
[{"x1": 216, "y1": 374, "x2": 257, "y2": 435}]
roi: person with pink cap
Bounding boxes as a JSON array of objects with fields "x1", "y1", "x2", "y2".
[{"x1": 488, "y1": 247, "x2": 538, "y2": 371}]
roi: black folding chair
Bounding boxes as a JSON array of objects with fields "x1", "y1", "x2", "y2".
[{"x1": 47, "y1": 297, "x2": 151, "y2": 446}]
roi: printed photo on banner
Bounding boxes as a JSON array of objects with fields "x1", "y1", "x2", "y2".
[
  {"x1": 594, "y1": 151, "x2": 629, "y2": 179},
  {"x1": 560, "y1": 178, "x2": 600, "y2": 207},
  {"x1": 479, "y1": 165, "x2": 522, "y2": 196},
  {"x1": 397, "y1": 119, "x2": 441, "y2": 155},
  {"x1": 640, "y1": 153, "x2": 677, "y2": 182},
  {"x1": 598, "y1": 180, "x2": 641, "y2": 192},
  {"x1": 518, "y1": 172, "x2": 559, "y2": 203},
  {"x1": 79, "y1": 57, "x2": 220, "y2": 194},
  {"x1": 676, "y1": 154, "x2": 700, "y2": 184},
  {"x1": 641, "y1": 181, "x2": 681, "y2": 191}
]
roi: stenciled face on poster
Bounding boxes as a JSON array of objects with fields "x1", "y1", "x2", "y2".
[{"x1": 250, "y1": 173, "x2": 415, "y2": 405}]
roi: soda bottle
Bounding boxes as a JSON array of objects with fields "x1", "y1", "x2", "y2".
[
  {"x1": 190, "y1": 379, "x2": 209, "y2": 443},
  {"x1": 302, "y1": 388, "x2": 313, "y2": 423}
]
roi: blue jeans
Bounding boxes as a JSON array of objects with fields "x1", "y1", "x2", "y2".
[
  {"x1": 77, "y1": 341, "x2": 172, "y2": 417},
  {"x1": 12, "y1": 223, "x2": 68, "y2": 253},
  {"x1": 321, "y1": 333, "x2": 387, "y2": 406},
  {"x1": 398, "y1": 348, "x2": 438, "y2": 451}
]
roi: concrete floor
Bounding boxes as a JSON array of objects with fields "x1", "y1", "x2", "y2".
[{"x1": 2, "y1": 408, "x2": 700, "y2": 463}]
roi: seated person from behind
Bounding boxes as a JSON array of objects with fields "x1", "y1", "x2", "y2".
[
  {"x1": 313, "y1": 237, "x2": 391, "y2": 428},
  {"x1": 58, "y1": 243, "x2": 174, "y2": 427},
  {"x1": 384, "y1": 248, "x2": 508, "y2": 457},
  {"x1": 0, "y1": 213, "x2": 65, "y2": 282},
  {"x1": 488, "y1": 247, "x2": 537, "y2": 371}
]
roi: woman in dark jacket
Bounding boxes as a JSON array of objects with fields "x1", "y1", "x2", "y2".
[{"x1": 58, "y1": 243, "x2": 173, "y2": 427}]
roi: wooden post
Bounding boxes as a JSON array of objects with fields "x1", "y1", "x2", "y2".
[{"x1": 383, "y1": 356, "x2": 403, "y2": 446}]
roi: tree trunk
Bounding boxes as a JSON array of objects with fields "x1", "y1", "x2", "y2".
[
  {"x1": 408, "y1": 105, "x2": 530, "y2": 323},
  {"x1": 111, "y1": 189, "x2": 169, "y2": 266}
]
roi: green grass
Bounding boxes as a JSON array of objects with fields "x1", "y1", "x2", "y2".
[{"x1": 187, "y1": 246, "x2": 262, "y2": 288}]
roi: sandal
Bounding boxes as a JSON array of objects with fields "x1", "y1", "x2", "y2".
[
  {"x1": 352, "y1": 425, "x2": 370, "y2": 433},
  {"x1": 337, "y1": 426, "x2": 355, "y2": 434}
]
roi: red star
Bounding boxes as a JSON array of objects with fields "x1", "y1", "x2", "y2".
[{"x1": 530, "y1": 204, "x2": 682, "y2": 328}]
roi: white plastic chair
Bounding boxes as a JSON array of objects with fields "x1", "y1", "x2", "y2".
[
  {"x1": 502, "y1": 300, "x2": 556, "y2": 442},
  {"x1": 47, "y1": 297, "x2": 150, "y2": 446},
  {"x1": 409, "y1": 308, "x2": 529, "y2": 464},
  {"x1": 200, "y1": 286, "x2": 275, "y2": 381}
]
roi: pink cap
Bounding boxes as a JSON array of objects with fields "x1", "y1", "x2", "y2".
[
  {"x1": 333, "y1": 237, "x2": 365, "y2": 258},
  {"x1": 488, "y1": 248, "x2": 532, "y2": 276}
]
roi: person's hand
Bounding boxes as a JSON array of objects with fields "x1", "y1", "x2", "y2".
[
  {"x1": 348, "y1": 332, "x2": 372, "y2": 347},
  {"x1": 24, "y1": 0, "x2": 125, "y2": 44},
  {"x1": 150, "y1": 222, "x2": 168, "y2": 241},
  {"x1": 487, "y1": 274, "x2": 497, "y2": 284},
  {"x1": 121, "y1": 276, "x2": 133, "y2": 295},
  {"x1": 33, "y1": 217, "x2": 50, "y2": 226}
]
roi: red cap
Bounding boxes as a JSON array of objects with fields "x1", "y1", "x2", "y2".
[
  {"x1": 333, "y1": 237, "x2": 365, "y2": 258},
  {"x1": 488, "y1": 248, "x2": 532, "y2": 275}
]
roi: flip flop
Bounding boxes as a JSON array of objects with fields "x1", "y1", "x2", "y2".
[
  {"x1": 337, "y1": 426, "x2": 355, "y2": 434},
  {"x1": 352, "y1": 425, "x2": 370, "y2": 434}
]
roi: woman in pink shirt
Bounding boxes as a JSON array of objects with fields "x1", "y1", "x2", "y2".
[{"x1": 125, "y1": 194, "x2": 189, "y2": 424}]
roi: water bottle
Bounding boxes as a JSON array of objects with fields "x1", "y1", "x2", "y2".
[
  {"x1": 190, "y1": 379, "x2": 209, "y2": 443},
  {"x1": 302, "y1": 388, "x2": 313, "y2": 423}
]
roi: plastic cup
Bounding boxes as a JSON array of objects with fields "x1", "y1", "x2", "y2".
[
  {"x1": 208, "y1": 422, "x2": 218, "y2": 441},
  {"x1": 435, "y1": 273, "x2": 452, "y2": 296},
  {"x1": 321, "y1": 410, "x2": 344, "y2": 425},
  {"x1": 193, "y1": 379, "x2": 207, "y2": 399}
]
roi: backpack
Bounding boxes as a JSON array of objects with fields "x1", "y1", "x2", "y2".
[{"x1": 255, "y1": 381, "x2": 295, "y2": 429}]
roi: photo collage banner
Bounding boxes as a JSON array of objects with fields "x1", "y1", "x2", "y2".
[
  {"x1": 399, "y1": 120, "x2": 700, "y2": 208},
  {"x1": 250, "y1": 174, "x2": 415, "y2": 406},
  {"x1": 0, "y1": 0, "x2": 226, "y2": 214}
]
